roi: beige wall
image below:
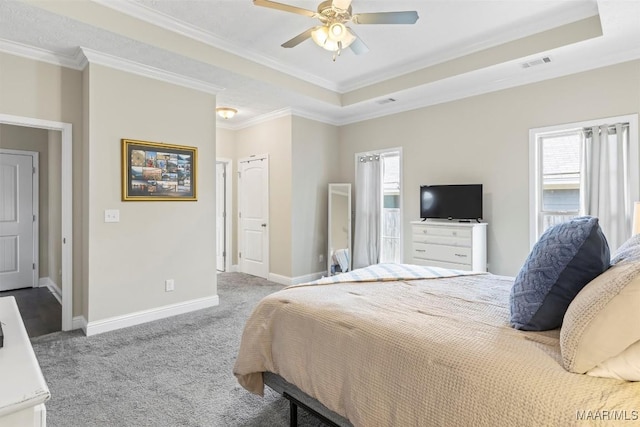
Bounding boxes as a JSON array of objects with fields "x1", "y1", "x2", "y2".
[
  {"x1": 0, "y1": 125, "x2": 58, "y2": 282},
  {"x1": 338, "y1": 59, "x2": 640, "y2": 276},
  {"x1": 84, "y1": 64, "x2": 217, "y2": 321},
  {"x1": 0, "y1": 53, "x2": 83, "y2": 315},
  {"x1": 235, "y1": 115, "x2": 293, "y2": 277},
  {"x1": 227, "y1": 115, "x2": 340, "y2": 280},
  {"x1": 291, "y1": 116, "x2": 340, "y2": 278}
]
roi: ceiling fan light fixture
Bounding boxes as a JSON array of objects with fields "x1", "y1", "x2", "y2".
[
  {"x1": 311, "y1": 24, "x2": 355, "y2": 52},
  {"x1": 311, "y1": 25, "x2": 330, "y2": 47},
  {"x1": 216, "y1": 107, "x2": 238, "y2": 119},
  {"x1": 328, "y1": 23, "x2": 346, "y2": 41}
]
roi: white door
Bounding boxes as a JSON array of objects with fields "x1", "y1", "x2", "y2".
[
  {"x1": 0, "y1": 152, "x2": 36, "y2": 291},
  {"x1": 216, "y1": 162, "x2": 226, "y2": 272},
  {"x1": 238, "y1": 155, "x2": 269, "y2": 279}
]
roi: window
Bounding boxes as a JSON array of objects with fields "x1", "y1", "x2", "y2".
[
  {"x1": 530, "y1": 115, "x2": 639, "y2": 249},
  {"x1": 539, "y1": 130, "x2": 582, "y2": 232},
  {"x1": 380, "y1": 152, "x2": 401, "y2": 263},
  {"x1": 353, "y1": 148, "x2": 402, "y2": 268}
]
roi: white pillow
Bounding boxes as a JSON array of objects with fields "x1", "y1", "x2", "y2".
[
  {"x1": 587, "y1": 340, "x2": 640, "y2": 381},
  {"x1": 560, "y1": 260, "x2": 640, "y2": 379}
]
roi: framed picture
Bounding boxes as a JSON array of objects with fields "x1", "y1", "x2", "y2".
[{"x1": 122, "y1": 139, "x2": 197, "y2": 201}]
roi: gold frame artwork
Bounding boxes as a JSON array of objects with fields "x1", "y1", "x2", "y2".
[{"x1": 121, "y1": 139, "x2": 197, "y2": 201}]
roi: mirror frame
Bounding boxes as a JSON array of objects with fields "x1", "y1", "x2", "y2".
[{"x1": 327, "y1": 183, "x2": 352, "y2": 276}]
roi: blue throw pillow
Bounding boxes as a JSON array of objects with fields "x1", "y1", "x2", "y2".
[{"x1": 510, "y1": 216, "x2": 610, "y2": 331}]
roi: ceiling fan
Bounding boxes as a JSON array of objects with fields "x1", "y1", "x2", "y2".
[{"x1": 253, "y1": 0, "x2": 419, "y2": 61}]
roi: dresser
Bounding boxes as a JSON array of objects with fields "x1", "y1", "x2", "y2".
[
  {"x1": 0, "y1": 297, "x2": 50, "y2": 427},
  {"x1": 411, "y1": 221, "x2": 487, "y2": 271}
]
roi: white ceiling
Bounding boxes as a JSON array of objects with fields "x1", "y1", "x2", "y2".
[{"x1": 1, "y1": 0, "x2": 639, "y2": 129}]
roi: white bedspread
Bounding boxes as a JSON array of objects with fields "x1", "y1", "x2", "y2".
[{"x1": 234, "y1": 270, "x2": 640, "y2": 426}]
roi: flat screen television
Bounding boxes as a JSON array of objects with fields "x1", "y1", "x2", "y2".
[{"x1": 420, "y1": 184, "x2": 483, "y2": 221}]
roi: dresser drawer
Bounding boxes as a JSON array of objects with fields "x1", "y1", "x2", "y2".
[
  {"x1": 412, "y1": 234, "x2": 471, "y2": 247},
  {"x1": 411, "y1": 257, "x2": 472, "y2": 271},
  {"x1": 413, "y1": 242, "x2": 472, "y2": 264},
  {"x1": 413, "y1": 225, "x2": 471, "y2": 239}
]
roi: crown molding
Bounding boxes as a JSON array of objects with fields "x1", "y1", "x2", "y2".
[
  {"x1": 92, "y1": 0, "x2": 339, "y2": 92},
  {"x1": 0, "y1": 38, "x2": 85, "y2": 70},
  {"x1": 220, "y1": 108, "x2": 293, "y2": 131},
  {"x1": 79, "y1": 47, "x2": 224, "y2": 94},
  {"x1": 336, "y1": 6, "x2": 600, "y2": 93}
]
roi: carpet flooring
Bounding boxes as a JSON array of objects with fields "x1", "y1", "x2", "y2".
[{"x1": 30, "y1": 273, "x2": 327, "y2": 427}]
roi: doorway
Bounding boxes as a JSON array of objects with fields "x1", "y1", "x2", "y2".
[
  {"x1": 0, "y1": 114, "x2": 73, "y2": 332},
  {"x1": 216, "y1": 158, "x2": 232, "y2": 272},
  {"x1": 0, "y1": 149, "x2": 38, "y2": 291},
  {"x1": 238, "y1": 154, "x2": 269, "y2": 279}
]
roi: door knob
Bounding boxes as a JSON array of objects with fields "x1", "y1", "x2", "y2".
[{"x1": 261, "y1": 223, "x2": 267, "y2": 227}]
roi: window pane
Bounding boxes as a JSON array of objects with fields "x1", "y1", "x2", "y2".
[
  {"x1": 541, "y1": 133, "x2": 581, "y2": 213},
  {"x1": 543, "y1": 213, "x2": 579, "y2": 232}
]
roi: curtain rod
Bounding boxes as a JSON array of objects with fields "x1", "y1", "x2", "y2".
[
  {"x1": 583, "y1": 123, "x2": 630, "y2": 133},
  {"x1": 359, "y1": 155, "x2": 380, "y2": 162}
]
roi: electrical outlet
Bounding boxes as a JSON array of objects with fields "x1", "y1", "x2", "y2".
[
  {"x1": 165, "y1": 279, "x2": 175, "y2": 292},
  {"x1": 319, "y1": 254, "x2": 324, "y2": 263}
]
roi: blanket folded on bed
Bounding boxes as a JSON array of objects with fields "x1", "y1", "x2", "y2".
[{"x1": 304, "y1": 263, "x2": 481, "y2": 286}]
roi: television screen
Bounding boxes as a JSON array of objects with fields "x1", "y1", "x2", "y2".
[{"x1": 420, "y1": 184, "x2": 483, "y2": 220}]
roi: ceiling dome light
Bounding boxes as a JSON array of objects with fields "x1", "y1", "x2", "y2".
[{"x1": 216, "y1": 107, "x2": 238, "y2": 119}]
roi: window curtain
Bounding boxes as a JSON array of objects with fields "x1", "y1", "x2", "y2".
[
  {"x1": 580, "y1": 123, "x2": 630, "y2": 250},
  {"x1": 353, "y1": 154, "x2": 381, "y2": 269}
]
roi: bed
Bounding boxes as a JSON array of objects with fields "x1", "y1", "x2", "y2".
[{"x1": 233, "y1": 263, "x2": 640, "y2": 426}]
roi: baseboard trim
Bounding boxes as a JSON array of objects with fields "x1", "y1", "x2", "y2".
[
  {"x1": 38, "y1": 277, "x2": 62, "y2": 304},
  {"x1": 72, "y1": 316, "x2": 87, "y2": 331},
  {"x1": 268, "y1": 271, "x2": 324, "y2": 286},
  {"x1": 84, "y1": 295, "x2": 220, "y2": 336},
  {"x1": 230, "y1": 264, "x2": 238, "y2": 272}
]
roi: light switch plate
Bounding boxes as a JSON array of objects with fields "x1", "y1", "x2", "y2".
[{"x1": 104, "y1": 209, "x2": 120, "y2": 223}]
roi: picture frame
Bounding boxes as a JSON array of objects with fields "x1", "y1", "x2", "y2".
[{"x1": 121, "y1": 139, "x2": 197, "y2": 201}]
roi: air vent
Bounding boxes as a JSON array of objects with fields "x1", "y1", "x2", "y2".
[
  {"x1": 522, "y1": 56, "x2": 551, "y2": 69},
  {"x1": 376, "y1": 98, "x2": 397, "y2": 105}
]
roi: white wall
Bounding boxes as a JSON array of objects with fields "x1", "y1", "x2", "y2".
[{"x1": 338, "y1": 59, "x2": 640, "y2": 276}]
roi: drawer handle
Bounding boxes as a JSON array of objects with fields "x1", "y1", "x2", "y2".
[
  {"x1": 454, "y1": 253, "x2": 467, "y2": 258},
  {"x1": 415, "y1": 249, "x2": 426, "y2": 253}
]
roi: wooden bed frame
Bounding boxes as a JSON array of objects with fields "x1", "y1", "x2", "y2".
[{"x1": 263, "y1": 372, "x2": 351, "y2": 427}]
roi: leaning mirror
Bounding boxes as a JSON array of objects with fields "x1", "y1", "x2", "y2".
[{"x1": 328, "y1": 183, "x2": 352, "y2": 276}]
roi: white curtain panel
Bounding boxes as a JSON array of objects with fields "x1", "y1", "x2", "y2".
[
  {"x1": 580, "y1": 123, "x2": 630, "y2": 250},
  {"x1": 353, "y1": 155, "x2": 381, "y2": 269}
]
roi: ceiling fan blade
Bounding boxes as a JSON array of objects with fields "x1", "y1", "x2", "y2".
[
  {"x1": 353, "y1": 11, "x2": 419, "y2": 25},
  {"x1": 253, "y1": 0, "x2": 316, "y2": 18},
  {"x1": 332, "y1": 0, "x2": 352, "y2": 10},
  {"x1": 281, "y1": 27, "x2": 315, "y2": 48},
  {"x1": 348, "y1": 32, "x2": 369, "y2": 56}
]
